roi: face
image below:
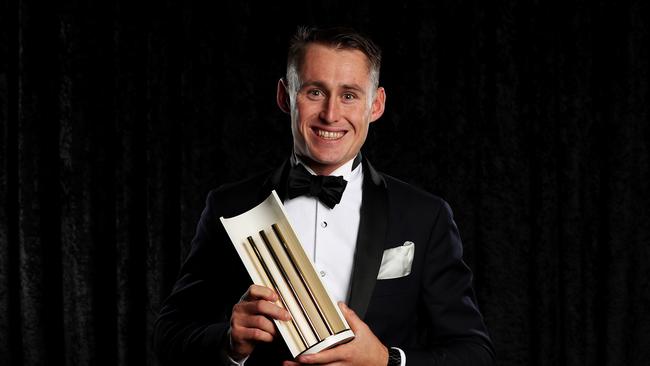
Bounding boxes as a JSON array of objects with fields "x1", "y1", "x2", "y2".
[{"x1": 278, "y1": 44, "x2": 385, "y2": 175}]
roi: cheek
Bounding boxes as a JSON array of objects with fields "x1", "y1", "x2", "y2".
[
  {"x1": 291, "y1": 117, "x2": 312, "y2": 143},
  {"x1": 295, "y1": 109, "x2": 319, "y2": 130},
  {"x1": 297, "y1": 119, "x2": 311, "y2": 136},
  {"x1": 350, "y1": 112, "x2": 370, "y2": 132},
  {"x1": 346, "y1": 105, "x2": 371, "y2": 124}
]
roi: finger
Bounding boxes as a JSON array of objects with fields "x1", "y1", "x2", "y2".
[
  {"x1": 282, "y1": 361, "x2": 301, "y2": 366},
  {"x1": 297, "y1": 346, "x2": 347, "y2": 364},
  {"x1": 234, "y1": 314, "x2": 278, "y2": 336},
  {"x1": 338, "y1": 302, "x2": 362, "y2": 331},
  {"x1": 230, "y1": 324, "x2": 275, "y2": 343},
  {"x1": 233, "y1": 298, "x2": 291, "y2": 321},
  {"x1": 243, "y1": 284, "x2": 279, "y2": 302},
  {"x1": 247, "y1": 299, "x2": 291, "y2": 321}
]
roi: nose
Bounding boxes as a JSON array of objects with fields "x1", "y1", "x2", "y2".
[{"x1": 319, "y1": 97, "x2": 340, "y2": 124}]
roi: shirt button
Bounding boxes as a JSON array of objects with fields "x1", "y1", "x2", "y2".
[
  {"x1": 319, "y1": 270, "x2": 326, "y2": 277},
  {"x1": 321, "y1": 221, "x2": 327, "y2": 228}
]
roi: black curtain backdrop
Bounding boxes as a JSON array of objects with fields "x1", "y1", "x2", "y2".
[{"x1": 1, "y1": 1, "x2": 649, "y2": 365}]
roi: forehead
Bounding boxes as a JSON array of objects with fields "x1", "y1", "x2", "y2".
[{"x1": 299, "y1": 44, "x2": 372, "y2": 86}]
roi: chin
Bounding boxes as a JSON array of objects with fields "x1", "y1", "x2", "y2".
[{"x1": 309, "y1": 152, "x2": 346, "y2": 165}]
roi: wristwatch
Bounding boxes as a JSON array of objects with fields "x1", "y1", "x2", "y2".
[{"x1": 387, "y1": 347, "x2": 401, "y2": 366}]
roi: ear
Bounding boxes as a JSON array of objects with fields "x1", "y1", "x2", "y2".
[
  {"x1": 369, "y1": 87, "x2": 386, "y2": 123},
  {"x1": 276, "y1": 78, "x2": 291, "y2": 114}
]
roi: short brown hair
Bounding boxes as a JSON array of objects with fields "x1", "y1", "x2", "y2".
[{"x1": 286, "y1": 26, "x2": 382, "y2": 93}]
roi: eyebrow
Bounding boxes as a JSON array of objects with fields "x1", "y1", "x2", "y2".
[{"x1": 300, "y1": 81, "x2": 366, "y2": 95}]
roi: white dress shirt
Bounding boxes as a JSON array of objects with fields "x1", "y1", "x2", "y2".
[{"x1": 283, "y1": 155, "x2": 363, "y2": 304}]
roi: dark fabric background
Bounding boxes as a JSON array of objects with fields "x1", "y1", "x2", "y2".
[{"x1": 1, "y1": 1, "x2": 649, "y2": 365}]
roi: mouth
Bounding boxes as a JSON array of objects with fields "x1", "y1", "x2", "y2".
[{"x1": 313, "y1": 128, "x2": 346, "y2": 140}]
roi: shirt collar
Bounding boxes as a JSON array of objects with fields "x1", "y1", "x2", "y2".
[{"x1": 290, "y1": 152, "x2": 361, "y2": 181}]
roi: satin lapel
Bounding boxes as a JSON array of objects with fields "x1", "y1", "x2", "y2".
[
  {"x1": 258, "y1": 159, "x2": 291, "y2": 202},
  {"x1": 347, "y1": 158, "x2": 388, "y2": 319}
]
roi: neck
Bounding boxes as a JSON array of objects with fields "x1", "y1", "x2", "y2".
[
  {"x1": 293, "y1": 153, "x2": 357, "y2": 176},
  {"x1": 305, "y1": 160, "x2": 343, "y2": 176}
]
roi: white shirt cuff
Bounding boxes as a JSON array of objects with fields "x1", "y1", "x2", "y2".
[
  {"x1": 392, "y1": 347, "x2": 406, "y2": 366},
  {"x1": 220, "y1": 335, "x2": 249, "y2": 366},
  {"x1": 226, "y1": 354, "x2": 249, "y2": 366}
]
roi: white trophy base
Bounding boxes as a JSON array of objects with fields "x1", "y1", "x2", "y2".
[{"x1": 300, "y1": 329, "x2": 355, "y2": 356}]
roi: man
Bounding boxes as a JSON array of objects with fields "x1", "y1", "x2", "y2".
[{"x1": 154, "y1": 26, "x2": 495, "y2": 366}]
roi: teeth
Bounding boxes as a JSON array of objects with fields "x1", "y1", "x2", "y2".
[{"x1": 316, "y1": 129, "x2": 344, "y2": 139}]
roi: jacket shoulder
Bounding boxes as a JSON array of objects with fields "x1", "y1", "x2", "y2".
[
  {"x1": 380, "y1": 172, "x2": 449, "y2": 211},
  {"x1": 206, "y1": 169, "x2": 276, "y2": 218}
]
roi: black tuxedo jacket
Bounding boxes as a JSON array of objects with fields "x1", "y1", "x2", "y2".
[{"x1": 154, "y1": 157, "x2": 495, "y2": 365}]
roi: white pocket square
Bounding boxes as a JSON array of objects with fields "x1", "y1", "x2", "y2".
[{"x1": 377, "y1": 241, "x2": 415, "y2": 280}]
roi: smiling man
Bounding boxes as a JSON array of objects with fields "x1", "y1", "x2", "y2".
[
  {"x1": 154, "y1": 26, "x2": 495, "y2": 366},
  {"x1": 279, "y1": 41, "x2": 385, "y2": 176}
]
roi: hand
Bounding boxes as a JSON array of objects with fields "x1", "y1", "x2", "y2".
[
  {"x1": 228, "y1": 284, "x2": 291, "y2": 361},
  {"x1": 282, "y1": 302, "x2": 389, "y2": 366}
]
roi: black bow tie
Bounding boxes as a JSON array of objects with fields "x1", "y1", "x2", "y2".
[{"x1": 286, "y1": 164, "x2": 348, "y2": 209}]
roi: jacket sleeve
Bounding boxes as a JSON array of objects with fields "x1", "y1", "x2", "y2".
[
  {"x1": 404, "y1": 200, "x2": 496, "y2": 365},
  {"x1": 153, "y1": 189, "x2": 236, "y2": 365}
]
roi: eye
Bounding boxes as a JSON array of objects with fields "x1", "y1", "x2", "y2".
[
  {"x1": 342, "y1": 93, "x2": 357, "y2": 101},
  {"x1": 307, "y1": 89, "x2": 324, "y2": 99}
]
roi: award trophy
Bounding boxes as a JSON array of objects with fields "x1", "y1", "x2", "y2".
[{"x1": 220, "y1": 191, "x2": 355, "y2": 357}]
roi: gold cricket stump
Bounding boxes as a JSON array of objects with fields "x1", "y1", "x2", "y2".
[{"x1": 220, "y1": 191, "x2": 355, "y2": 358}]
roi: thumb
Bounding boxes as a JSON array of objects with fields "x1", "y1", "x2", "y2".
[{"x1": 338, "y1": 302, "x2": 363, "y2": 331}]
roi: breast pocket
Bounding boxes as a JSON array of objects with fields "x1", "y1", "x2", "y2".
[
  {"x1": 376, "y1": 241, "x2": 415, "y2": 280},
  {"x1": 372, "y1": 275, "x2": 414, "y2": 297}
]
